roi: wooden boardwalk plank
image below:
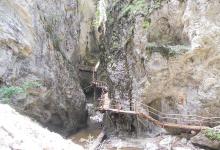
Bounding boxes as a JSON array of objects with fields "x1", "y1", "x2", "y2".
[{"x1": 100, "y1": 108, "x2": 137, "y2": 115}]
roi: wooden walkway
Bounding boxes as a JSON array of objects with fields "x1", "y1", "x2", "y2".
[
  {"x1": 99, "y1": 107, "x2": 209, "y2": 131},
  {"x1": 79, "y1": 65, "x2": 220, "y2": 132},
  {"x1": 94, "y1": 81, "x2": 220, "y2": 131}
]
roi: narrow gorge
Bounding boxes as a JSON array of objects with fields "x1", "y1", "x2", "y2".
[{"x1": 0, "y1": 0, "x2": 220, "y2": 150}]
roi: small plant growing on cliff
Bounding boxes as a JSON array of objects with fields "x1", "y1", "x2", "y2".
[
  {"x1": 93, "y1": 9, "x2": 101, "y2": 28},
  {"x1": 122, "y1": 0, "x2": 147, "y2": 15},
  {"x1": 203, "y1": 129, "x2": 220, "y2": 141},
  {"x1": 22, "y1": 81, "x2": 42, "y2": 90},
  {"x1": 142, "y1": 20, "x2": 150, "y2": 29},
  {"x1": 0, "y1": 81, "x2": 42, "y2": 103},
  {"x1": 0, "y1": 86, "x2": 24, "y2": 99}
]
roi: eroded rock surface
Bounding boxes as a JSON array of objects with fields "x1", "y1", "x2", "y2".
[
  {"x1": 191, "y1": 126, "x2": 220, "y2": 150},
  {"x1": 99, "y1": 0, "x2": 220, "y2": 133},
  {"x1": 0, "y1": 0, "x2": 87, "y2": 135},
  {"x1": 0, "y1": 104, "x2": 84, "y2": 150}
]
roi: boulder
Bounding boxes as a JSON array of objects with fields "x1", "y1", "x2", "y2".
[
  {"x1": 191, "y1": 126, "x2": 220, "y2": 150},
  {"x1": 0, "y1": 104, "x2": 84, "y2": 150}
]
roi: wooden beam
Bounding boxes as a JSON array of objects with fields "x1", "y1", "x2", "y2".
[
  {"x1": 100, "y1": 108, "x2": 137, "y2": 115},
  {"x1": 94, "y1": 61, "x2": 100, "y2": 72},
  {"x1": 89, "y1": 130, "x2": 106, "y2": 150},
  {"x1": 78, "y1": 66, "x2": 96, "y2": 72}
]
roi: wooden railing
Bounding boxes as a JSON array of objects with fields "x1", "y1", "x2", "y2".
[
  {"x1": 92, "y1": 80, "x2": 108, "y2": 89},
  {"x1": 79, "y1": 65, "x2": 220, "y2": 131},
  {"x1": 98, "y1": 99, "x2": 220, "y2": 131}
]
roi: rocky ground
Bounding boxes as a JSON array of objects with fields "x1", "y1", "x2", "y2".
[
  {"x1": 0, "y1": 104, "x2": 83, "y2": 150},
  {"x1": 100, "y1": 135, "x2": 201, "y2": 150},
  {"x1": 99, "y1": 131, "x2": 220, "y2": 150}
]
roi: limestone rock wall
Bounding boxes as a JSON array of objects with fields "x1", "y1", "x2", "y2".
[
  {"x1": 0, "y1": 0, "x2": 87, "y2": 135},
  {"x1": 100, "y1": 0, "x2": 220, "y2": 132}
]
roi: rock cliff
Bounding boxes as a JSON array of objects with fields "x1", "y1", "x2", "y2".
[
  {"x1": 0, "y1": 0, "x2": 87, "y2": 135},
  {"x1": 99, "y1": 0, "x2": 220, "y2": 133}
]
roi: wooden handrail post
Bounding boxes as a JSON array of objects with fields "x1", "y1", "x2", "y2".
[
  {"x1": 92, "y1": 67, "x2": 95, "y2": 82},
  {"x1": 134, "y1": 100, "x2": 137, "y2": 112}
]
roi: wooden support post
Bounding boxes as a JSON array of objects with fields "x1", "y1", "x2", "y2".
[
  {"x1": 92, "y1": 67, "x2": 95, "y2": 82},
  {"x1": 134, "y1": 100, "x2": 137, "y2": 112},
  {"x1": 89, "y1": 130, "x2": 106, "y2": 150},
  {"x1": 92, "y1": 67, "x2": 96, "y2": 102},
  {"x1": 95, "y1": 72, "x2": 97, "y2": 81}
]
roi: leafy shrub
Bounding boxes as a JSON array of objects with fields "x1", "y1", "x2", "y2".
[
  {"x1": 120, "y1": 0, "x2": 167, "y2": 17},
  {"x1": 0, "y1": 86, "x2": 24, "y2": 99},
  {"x1": 142, "y1": 20, "x2": 150, "y2": 29},
  {"x1": 22, "y1": 81, "x2": 42, "y2": 90},
  {"x1": 93, "y1": 9, "x2": 101, "y2": 27},
  {"x1": 0, "y1": 81, "x2": 42, "y2": 103},
  {"x1": 203, "y1": 129, "x2": 220, "y2": 141},
  {"x1": 122, "y1": 0, "x2": 147, "y2": 15}
]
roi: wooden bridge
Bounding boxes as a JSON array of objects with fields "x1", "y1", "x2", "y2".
[{"x1": 79, "y1": 64, "x2": 220, "y2": 132}]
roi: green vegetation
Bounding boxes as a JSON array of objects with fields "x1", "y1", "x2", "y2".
[
  {"x1": 145, "y1": 44, "x2": 190, "y2": 59},
  {"x1": 203, "y1": 129, "x2": 220, "y2": 141},
  {"x1": 146, "y1": 44, "x2": 176, "y2": 59},
  {"x1": 0, "y1": 86, "x2": 24, "y2": 99},
  {"x1": 93, "y1": 9, "x2": 101, "y2": 28},
  {"x1": 121, "y1": 0, "x2": 166, "y2": 17},
  {"x1": 0, "y1": 81, "x2": 42, "y2": 103},
  {"x1": 121, "y1": 0, "x2": 147, "y2": 15},
  {"x1": 53, "y1": 35, "x2": 62, "y2": 51},
  {"x1": 21, "y1": 81, "x2": 42, "y2": 91},
  {"x1": 142, "y1": 20, "x2": 150, "y2": 29},
  {"x1": 152, "y1": 0, "x2": 164, "y2": 9}
]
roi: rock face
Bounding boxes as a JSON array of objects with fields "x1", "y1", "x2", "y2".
[
  {"x1": 0, "y1": 104, "x2": 84, "y2": 150},
  {"x1": 99, "y1": 0, "x2": 220, "y2": 132},
  {"x1": 191, "y1": 126, "x2": 220, "y2": 150},
  {"x1": 0, "y1": 0, "x2": 87, "y2": 135}
]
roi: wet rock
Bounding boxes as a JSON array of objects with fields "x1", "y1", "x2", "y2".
[{"x1": 0, "y1": 104, "x2": 84, "y2": 150}]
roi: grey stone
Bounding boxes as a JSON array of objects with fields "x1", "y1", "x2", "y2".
[
  {"x1": 100, "y1": 0, "x2": 220, "y2": 133},
  {"x1": 0, "y1": 104, "x2": 84, "y2": 150},
  {"x1": 191, "y1": 127, "x2": 220, "y2": 150},
  {"x1": 0, "y1": 0, "x2": 87, "y2": 135}
]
